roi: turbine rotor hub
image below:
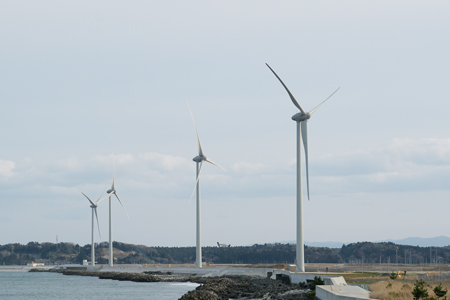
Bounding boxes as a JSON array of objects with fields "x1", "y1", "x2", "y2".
[{"x1": 292, "y1": 112, "x2": 311, "y2": 122}]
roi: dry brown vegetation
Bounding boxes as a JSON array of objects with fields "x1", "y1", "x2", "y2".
[{"x1": 369, "y1": 280, "x2": 450, "y2": 300}]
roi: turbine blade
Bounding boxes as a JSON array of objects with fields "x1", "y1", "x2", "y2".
[
  {"x1": 205, "y1": 158, "x2": 226, "y2": 171},
  {"x1": 82, "y1": 192, "x2": 96, "y2": 207},
  {"x1": 94, "y1": 207, "x2": 101, "y2": 239},
  {"x1": 96, "y1": 187, "x2": 107, "y2": 204},
  {"x1": 114, "y1": 193, "x2": 129, "y2": 218},
  {"x1": 266, "y1": 63, "x2": 306, "y2": 114},
  {"x1": 188, "y1": 161, "x2": 204, "y2": 204},
  {"x1": 301, "y1": 121, "x2": 310, "y2": 200},
  {"x1": 112, "y1": 155, "x2": 115, "y2": 190},
  {"x1": 310, "y1": 87, "x2": 340, "y2": 115},
  {"x1": 98, "y1": 192, "x2": 111, "y2": 204},
  {"x1": 187, "y1": 103, "x2": 204, "y2": 157}
]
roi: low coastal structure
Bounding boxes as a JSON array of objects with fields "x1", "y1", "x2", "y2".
[
  {"x1": 270, "y1": 269, "x2": 347, "y2": 285},
  {"x1": 90, "y1": 265, "x2": 372, "y2": 300}
]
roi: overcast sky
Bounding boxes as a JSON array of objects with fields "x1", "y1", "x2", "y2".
[{"x1": 1, "y1": 1, "x2": 449, "y2": 248}]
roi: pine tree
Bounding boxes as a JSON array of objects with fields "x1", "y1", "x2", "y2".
[
  {"x1": 412, "y1": 280, "x2": 429, "y2": 300},
  {"x1": 434, "y1": 284, "x2": 447, "y2": 299}
]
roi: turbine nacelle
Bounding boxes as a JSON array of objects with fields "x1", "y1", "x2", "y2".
[
  {"x1": 193, "y1": 155, "x2": 205, "y2": 163},
  {"x1": 292, "y1": 112, "x2": 311, "y2": 122},
  {"x1": 106, "y1": 188, "x2": 114, "y2": 194}
]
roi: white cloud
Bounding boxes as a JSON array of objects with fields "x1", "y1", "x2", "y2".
[
  {"x1": 0, "y1": 152, "x2": 194, "y2": 202},
  {"x1": 312, "y1": 138, "x2": 450, "y2": 194},
  {"x1": 388, "y1": 138, "x2": 450, "y2": 165},
  {"x1": 0, "y1": 160, "x2": 15, "y2": 177},
  {"x1": 3, "y1": 138, "x2": 450, "y2": 204}
]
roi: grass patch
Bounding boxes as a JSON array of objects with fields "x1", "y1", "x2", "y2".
[
  {"x1": 369, "y1": 280, "x2": 450, "y2": 300},
  {"x1": 340, "y1": 272, "x2": 382, "y2": 281},
  {"x1": 353, "y1": 280, "x2": 379, "y2": 285}
]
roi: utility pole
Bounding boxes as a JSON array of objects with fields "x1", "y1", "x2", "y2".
[
  {"x1": 430, "y1": 247, "x2": 432, "y2": 266},
  {"x1": 436, "y1": 249, "x2": 438, "y2": 266},
  {"x1": 396, "y1": 247, "x2": 398, "y2": 271},
  {"x1": 388, "y1": 256, "x2": 390, "y2": 273},
  {"x1": 362, "y1": 256, "x2": 364, "y2": 273},
  {"x1": 439, "y1": 257, "x2": 441, "y2": 273}
]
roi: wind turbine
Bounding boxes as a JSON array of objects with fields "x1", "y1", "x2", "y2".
[
  {"x1": 81, "y1": 190, "x2": 106, "y2": 267},
  {"x1": 188, "y1": 104, "x2": 225, "y2": 268},
  {"x1": 105, "y1": 158, "x2": 129, "y2": 267},
  {"x1": 266, "y1": 63, "x2": 339, "y2": 272}
]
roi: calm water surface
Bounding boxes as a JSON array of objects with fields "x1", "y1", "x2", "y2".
[{"x1": 0, "y1": 271, "x2": 199, "y2": 300}]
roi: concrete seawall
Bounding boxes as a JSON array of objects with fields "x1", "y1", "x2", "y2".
[
  {"x1": 92, "y1": 265, "x2": 272, "y2": 277},
  {"x1": 270, "y1": 269, "x2": 347, "y2": 285},
  {"x1": 317, "y1": 285, "x2": 372, "y2": 300}
]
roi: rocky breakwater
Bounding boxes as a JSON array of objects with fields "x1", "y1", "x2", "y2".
[
  {"x1": 30, "y1": 268, "x2": 163, "y2": 282},
  {"x1": 30, "y1": 269, "x2": 314, "y2": 300},
  {"x1": 179, "y1": 276, "x2": 311, "y2": 300}
]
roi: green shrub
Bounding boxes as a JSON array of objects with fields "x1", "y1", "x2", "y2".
[
  {"x1": 433, "y1": 284, "x2": 447, "y2": 300},
  {"x1": 412, "y1": 279, "x2": 429, "y2": 300},
  {"x1": 306, "y1": 276, "x2": 325, "y2": 300}
]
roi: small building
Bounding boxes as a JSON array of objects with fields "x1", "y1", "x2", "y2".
[{"x1": 27, "y1": 262, "x2": 45, "y2": 267}]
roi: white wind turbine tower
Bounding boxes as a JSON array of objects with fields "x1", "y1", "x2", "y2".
[
  {"x1": 105, "y1": 159, "x2": 129, "y2": 267},
  {"x1": 266, "y1": 63, "x2": 339, "y2": 272},
  {"x1": 188, "y1": 104, "x2": 225, "y2": 268},
  {"x1": 81, "y1": 190, "x2": 105, "y2": 267}
]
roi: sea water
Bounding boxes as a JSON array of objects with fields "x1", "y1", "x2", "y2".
[{"x1": 0, "y1": 271, "x2": 199, "y2": 300}]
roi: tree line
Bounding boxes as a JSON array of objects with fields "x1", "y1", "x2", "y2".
[{"x1": 0, "y1": 241, "x2": 449, "y2": 265}]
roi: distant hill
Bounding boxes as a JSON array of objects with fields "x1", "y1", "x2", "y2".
[
  {"x1": 305, "y1": 241, "x2": 346, "y2": 248},
  {"x1": 380, "y1": 236, "x2": 450, "y2": 247},
  {"x1": 284, "y1": 236, "x2": 450, "y2": 248}
]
